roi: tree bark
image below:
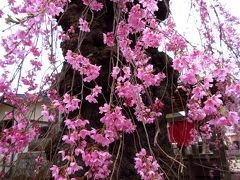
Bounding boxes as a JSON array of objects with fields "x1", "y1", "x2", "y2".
[{"x1": 53, "y1": 0, "x2": 183, "y2": 179}]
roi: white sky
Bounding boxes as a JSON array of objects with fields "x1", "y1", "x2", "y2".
[
  {"x1": 0, "y1": 0, "x2": 239, "y2": 93},
  {"x1": 171, "y1": 0, "x2": 240, "y2": 28},
  {"x1": 170, "y1": 0, "x2": 240, "y2": 45}
]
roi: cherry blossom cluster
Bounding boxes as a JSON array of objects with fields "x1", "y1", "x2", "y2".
[
  {"x1": 53, "y1": 93, "x2": 80, "y2": 113},
  {"x1": 103, "y1": 32, "x2": 115, "y2": 47},
  {"x1": 134, "y1": 98, "x2": 163, "y2": 124},
  {"x1": 134, "y1": 148, "x2": 163, "y2": 180},
  {"x1": 82, "y1": 150, "x2": 112, "y2": 179},
  {"x1": 171, "y1": 41, "x2": 240, "y2": 141},
  {"x1": 114, "y1": 67, "x2": 164, "y2": 124},
  {"x1": 85, "y1": 85, "x2": 102, "y2": 103},
  {"x1": 79, "y1": 18, "x2": 90, "y2": 32},
  {"x1": 82, "y1": 0, "x2": 103, "y2": 11},
  {"x1": 91, "y1": 104, "x2": 135, "y2": 146},
  {"x1": 50, "y1": 115, "x2": 112, "y2": 179},
  {"x1": 50, "y1": 119, "x2": 87, "y2": 179},
  {"x1": 0, "y1": 0, "x2": 71, "y2": 164},
  {"x1": 137, "y1": 64, "x2": 166, "y2": 87},
  {"x1": 65, "y1": 50, "x2": 101, "y2": 82},
  {"x1": 0, "y1": 111, "x2": 39, "y2": 155}
]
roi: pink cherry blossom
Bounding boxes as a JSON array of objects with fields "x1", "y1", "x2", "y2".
[
  {"x1": 111, "y1": 66, "x2": 120, "y2": 79},
  {"x1": 65, "y1": 50, "x2": 101, "y2": 82},
  {"x1": 203, "y1": 95, "x2": 223, "y2": 115},
  {"x1": 82, "y1": 150, "x2": 112, "y2": 179},
  {"x1": 103, "y1": 32, "x2": 115, "y2": 47},
  {"x1": 86, "y1": 85, "x2": 102, "y2": 103},
  {"x1": 66, "y1": 162, "x2": 82, "y2": 175},
  {"x1": 135, "y1": 148, "x2": 163, "y2": 180},
  {"x1": 142, "y1": 28, "x2": 162, "y2": 48},
  {"x1": 137, "y1": 64, "x2": 166, "y2": 87},
  {"x1": 139, "y1": 0, "x2": 158, "y2": 12},
  {"x1": 58, "y1": 150, "x2": 71, "y2": 161},
  {"x1": 79, "y1": 18, "x2": 90, "y2": 32},
  {"x1": 128, "y1": 5, "x2": 146, "y2": 32},
  {"x1": 82, "y1": 0, "x2": 103, "y2": 11},
  {"x1": 50, "y1": 165, "x2": 60, "y2": 179}
]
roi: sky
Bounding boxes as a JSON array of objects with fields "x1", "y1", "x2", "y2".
[
  {"x1": 171, "y1": 0, "x2": 240, "y2": 28},
  {"x1": 170, "y1": 0, "x2": 240, "y2": 45},
  {"x1": 0, "y1": 0, "x2": 240, "y2": 93}
]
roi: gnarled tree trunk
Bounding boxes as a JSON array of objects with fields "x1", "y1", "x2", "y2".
[{"x1": 52, "y1": 0, "x2": 183, "y2": 179}]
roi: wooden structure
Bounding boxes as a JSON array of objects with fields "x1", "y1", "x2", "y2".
[{"x1": 167, "y1": 90, "x2": 235, "y2": 179}]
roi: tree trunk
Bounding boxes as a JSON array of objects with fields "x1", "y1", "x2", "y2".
[{"x1": 52, "y1": 0, "x2": 183, "y2": 179}]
